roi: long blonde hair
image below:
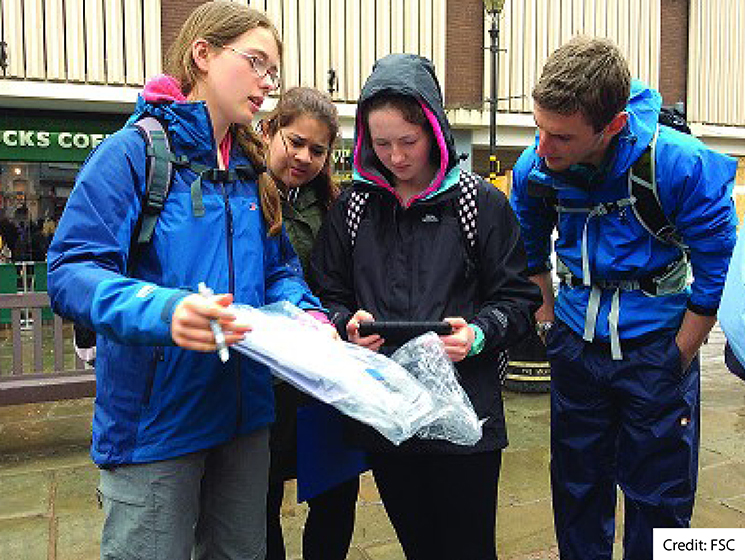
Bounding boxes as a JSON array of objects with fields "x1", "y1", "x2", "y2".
[{"x1": 165, "y1": 0, "x2": 284, "y2": 235}]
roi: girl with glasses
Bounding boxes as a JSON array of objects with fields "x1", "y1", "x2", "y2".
[
  {"x1": 47, "y1": 3, "x2": 332, "y2": 559},
  {"x1": 260, "y1": 86, "x2": 359, "y2": 560}
]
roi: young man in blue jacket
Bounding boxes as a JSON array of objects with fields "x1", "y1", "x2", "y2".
[{"x1": 511, "y1": 36, "x2": 737, "y2": 559}]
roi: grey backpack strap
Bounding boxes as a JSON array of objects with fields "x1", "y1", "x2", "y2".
[
  {"x1": 127, "y1": 116, "x2": 174, "y2": 275},
  {"x1": 346, "y1": 190, "x2": 370, "y2": 247}
]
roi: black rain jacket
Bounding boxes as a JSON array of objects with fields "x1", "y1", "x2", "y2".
[{"x1": 310, "y1": 54, "x2": 542, "y2": 453}]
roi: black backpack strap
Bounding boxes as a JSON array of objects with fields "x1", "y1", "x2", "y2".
[
  {"x1": 127, "y1": 116, "x2": 174, "y2": 275},
  {"x1": 346, "y1": 190, "x2": 370, "y2": 248},
  {"x1": 629, "y1": 128, "x2": 686, "y2": 249},
  {"x1": 456, "y1": 170, "x2": 480, "y2": 265}
]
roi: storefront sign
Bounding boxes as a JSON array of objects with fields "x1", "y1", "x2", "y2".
[{"x1": 0, "y1": 110, "x2": 126, "y2": 163}]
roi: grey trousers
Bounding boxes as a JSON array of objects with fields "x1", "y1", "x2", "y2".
[{"x1": 99, "y1": 428, "x2": 269, "y2": 560}]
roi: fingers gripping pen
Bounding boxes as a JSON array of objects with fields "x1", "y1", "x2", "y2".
[{"x1": 198, "y1": 282, "x2": 230, "y2": 363}]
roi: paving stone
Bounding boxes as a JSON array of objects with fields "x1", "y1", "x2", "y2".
[
  {"x1": 54, "y1": 466, "x2": 100, "y2": 516},
  {"x1": 693, "y1": 495, "x2": 745, "y2": 528},
  {"x1": 0, "y1": 471, "x2": 49, "y2": 519},
  {"x1": 723, "y1": 495, "x2": 745, "y2": 515},
  {"x1": 0, "y1": 516, "x2": 49, "y2": 560},
  {"x1": 360, "y1": 540, "x2": 405, "y2": 560},
  {"x1": 56, "y1": 511, "x2": 102, "y2": 560},
  {"x1": 698, "y1": 460, "x2": 745, "y2": 502},
  {"x1": 497, "y1": 498, "x2": 556, "y2": 558},
  {"x1": 499, "y1": 448, "x2": 551, "y2": 506}
]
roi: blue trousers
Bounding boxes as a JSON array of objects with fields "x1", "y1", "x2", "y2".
[{"x1": 546, "y1": 322, "x2": 699, "y2": 560}]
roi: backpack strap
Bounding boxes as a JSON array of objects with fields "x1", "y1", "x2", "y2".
[
  {"x1": 455, "y1": 170, "x2": 480, "y2": 265},
  {"x1": 346, "y1": 190, "x2": 370, "y2": 247},
  {"x1": 346, "y1": 171, "x2": 481, "y2": 261},
  {"x1": 629, "y1": 127, "x2": 686, "y2": 250},
  {"x1": 127, "y1": 116, "x2": 175, "y2": 275}
]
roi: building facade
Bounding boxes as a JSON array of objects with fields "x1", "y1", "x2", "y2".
[{"x1": 1, "y1": 0, "x2": 743, "y2": 261}]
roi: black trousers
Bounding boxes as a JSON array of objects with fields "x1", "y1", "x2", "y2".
[
  {"x1": 369, "y1": 450, "x2": 502, "y2": 560},
  {"x1": 266, "y1": 475, "x2": 359, "y2": 560}
]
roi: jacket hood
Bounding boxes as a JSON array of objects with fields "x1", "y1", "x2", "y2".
[
  {"x1": 127, "y1": 75, "x2": 222, "y2": 167},
  {"x1": 353, "y1": 54, "x2": 458, "y2": 202},
  {"x1": 609, "y1": 79, "x2": 662, "y2": 177}
]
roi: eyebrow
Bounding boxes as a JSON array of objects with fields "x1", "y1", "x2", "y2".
[
  {"x1": 237, "y1": 47, "x2": 279, "y2": 68},
  {"x1": 286, "y1": 132, "x2": 328, "y2": 151}
]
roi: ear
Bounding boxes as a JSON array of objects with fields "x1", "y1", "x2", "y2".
[
  {"x1": 605, "y1": 111, "x2": 628, "y2": 137},
  {"x1": 191, "y1": 39, "x2": 213, "y2": 73}
]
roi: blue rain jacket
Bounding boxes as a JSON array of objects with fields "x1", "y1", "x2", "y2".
[
  {"x1": 47, "y1": 97, "x2": 321, "y2": 467},
  {"x1": 511, "y1": 81, "x2": 737, "y2": 341}
]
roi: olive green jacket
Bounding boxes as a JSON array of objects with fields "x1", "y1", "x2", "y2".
[{"x1": 281, "y1": 184, "x2": 326, "y2": 278}]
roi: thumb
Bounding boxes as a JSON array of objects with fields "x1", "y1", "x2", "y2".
[{"x1": 444, "y1": 317, "x2": 467, "y2": 329}]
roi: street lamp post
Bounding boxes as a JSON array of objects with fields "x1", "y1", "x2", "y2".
[{"x1": 483, "y1": 0, "x2": 506, "y2": 182}]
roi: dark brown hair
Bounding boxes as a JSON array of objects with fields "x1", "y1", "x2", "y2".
[
  {"x1": 262, "y1": 87, "x2": 340, "y2": 209},
  {"x1": 532, "y1": 36, "x2": 631, "y2": 132}
]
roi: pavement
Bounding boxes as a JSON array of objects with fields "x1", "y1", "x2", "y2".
[{"x1": 1, "y1": 325, "x2": 744, "y2": 560}]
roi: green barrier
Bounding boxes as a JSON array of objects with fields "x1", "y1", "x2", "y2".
[
  {"x1": 33, "y1": 261, "x2": 54, "y2": 320},
  {"x1": 0, "y1": 263, "x2": 17, "y2": 324}
]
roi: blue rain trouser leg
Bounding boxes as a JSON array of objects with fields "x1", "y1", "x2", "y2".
[
  {"x1": 617, "y1": 345, "x2": 699, "y2": 560},
  {"x1": 548, "y1": 322, "x2": 619, "y2": 560},
  {"x1": 547, "y1": 323, "x2": 699, "y2": 560}
]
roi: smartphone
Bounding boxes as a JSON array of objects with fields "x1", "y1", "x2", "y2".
[{"x1": 357, "y1": 321, "x2": 453, "y2": 344}]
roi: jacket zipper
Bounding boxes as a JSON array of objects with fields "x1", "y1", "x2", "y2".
[
  {"x1": 221, "y1": 183, "x2": 242, "y2": 431},
  {"x1": 142, "y1": 346, "x2": 163, "y2": 407}
]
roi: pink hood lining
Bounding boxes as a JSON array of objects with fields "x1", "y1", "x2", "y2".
[
  {"x1": 353, "y1": 99, "x2": 450, "y2": 208},
  {"x1": 142, "y1": 74, "x2": 233, "y2": 167}
]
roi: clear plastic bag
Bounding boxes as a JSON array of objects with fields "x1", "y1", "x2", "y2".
[
  {"x1": 392, "y1": 333, "x2": 482, "y2": 446},
  {"x1": 230, "y1": 302, "x2": 481, "y2": 446}
]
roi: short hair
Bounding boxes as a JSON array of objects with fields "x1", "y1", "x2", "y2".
[{"x1": 532, "y1": 36, "x2": 631, "y2": 132}]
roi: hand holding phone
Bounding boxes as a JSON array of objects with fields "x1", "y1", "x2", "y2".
[{"x1": 357, "y1": 320, "x2": 453, "y2": 344}]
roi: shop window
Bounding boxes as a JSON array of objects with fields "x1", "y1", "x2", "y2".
[{"x1": 0, "y1": 161, "x2": 79, "y2": 263}]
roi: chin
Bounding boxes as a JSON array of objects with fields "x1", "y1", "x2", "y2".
[{"x1": 544, "y1": 158, "x2": 569, "y2": 172}]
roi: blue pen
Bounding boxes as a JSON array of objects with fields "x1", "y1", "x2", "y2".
[{"x1": 198, "y1": 282, "x2": 230, "y2": 363}]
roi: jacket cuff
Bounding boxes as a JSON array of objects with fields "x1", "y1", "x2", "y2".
[
  {"x1": 526, "y1": 263, "x2": 551, "y2": 277},
  {"x1": 687, "y1": 300, "x2": 718, "y2": 316},
  {"x1": 467, "y1": 324, "x2": 485, "y2": 357}
]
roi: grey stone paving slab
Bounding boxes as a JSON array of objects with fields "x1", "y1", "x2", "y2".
[
  {"x1": 0, "y1": 516, "x2": 49, "y2": 560},
  {"x1": 56, "y1": 511, "x2": 101, "y2": 560},
  {"x1": 0, "y1": 471, "x2": 49, "y2": 519}
]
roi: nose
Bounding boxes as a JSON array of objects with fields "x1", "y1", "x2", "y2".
[
  {"x1": 391, "y1": 145, "x2": 405, "y2": 165},
  {"x1": 536, "y1": 131, "x2": 553, "y2": 157},
  {"x1": 295, "y1": 146, "x2": 312, "y2": 164},
  {"x1": 259, "y1": 74, "x2": 277, "y2": 93}
]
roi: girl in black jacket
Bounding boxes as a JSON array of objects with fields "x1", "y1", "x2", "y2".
[{"x1": 310, "y1": 54, "x2": 542, "y2": 560}]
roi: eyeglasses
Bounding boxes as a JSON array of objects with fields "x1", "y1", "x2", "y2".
[
  {"x1": 222, "y1": 45, "x2": 281, "y2": 88},
  {"x1": 279, "y1": 129, "x2": 329, "y2": 160}
]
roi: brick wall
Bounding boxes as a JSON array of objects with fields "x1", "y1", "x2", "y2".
[
  {"x1": 659, "y1": 0, "x2": 689, "y2": 107},
  {"x1": 160, "y1": 0, "x2": 206, "y2": 65},
  {"x1": 445, "y1": 0, "x2": 485, "y2": 109}
]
